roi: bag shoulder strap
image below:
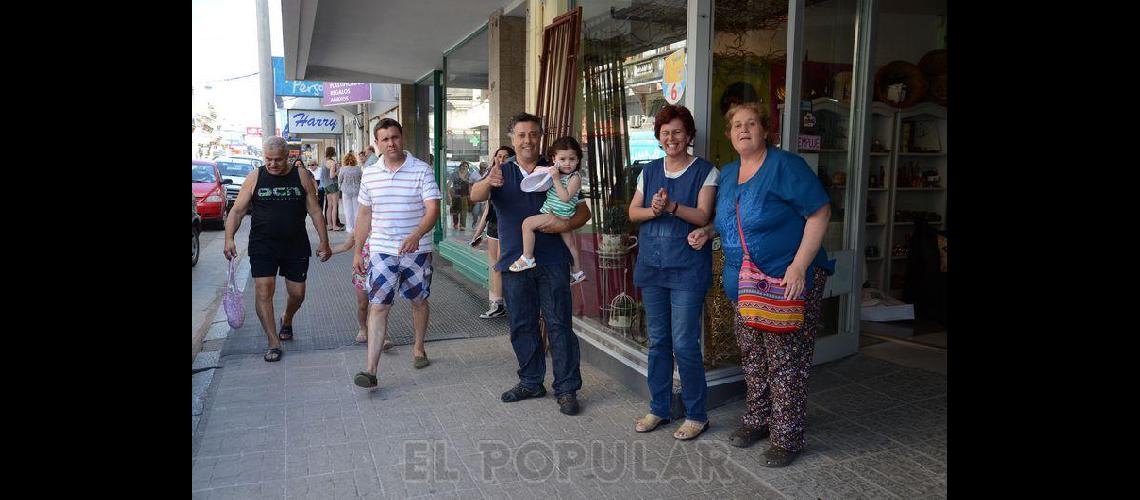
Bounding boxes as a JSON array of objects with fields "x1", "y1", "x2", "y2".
[{"x1": 735, "y1": 200, "x2": 751, "y2": 257}]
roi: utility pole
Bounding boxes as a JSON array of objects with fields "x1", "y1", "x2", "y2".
[{"x1": 255, "y1": 0, "x2": 276, "y2": 139}]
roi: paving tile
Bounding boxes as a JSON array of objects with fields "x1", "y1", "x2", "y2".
[
  {"x1": 285, "y1": 469, "x2": 383, "y2": 499},
  {"x1": 192, "y1": 451, "x2": 286, "y2": 489},
  {"x1": 856, "y1": 403, "x2": 945, "y2": 445},
  {"x1": 286, "y1": 441, "x2": 375, "y2": 477},
  {"x1": 819, "y1": 354, "x2": 904, "y2": 381},
  {"x1": 197, "y1": 326, "x2": 948, "y2": 499},
  {"x1": 195, "y1": 425, "x2": 286, "y2": 457},
  {"x1": 909, "y1": 394, "x2": 948, "y2": 415},
  {"x1": 810, "y1": 383, "x2": 904, "y2": 418},
  {"x1": 199, "y1": 404, "x2": 286, "y2": 436},
  {"x1": 860, "y1": 368, "x2": 947, "y2": 403},
  {"x1": 803, "y1": 419, "x2": 904, "y2": 462},
  {"x1": 192, "y1": 482, "x2": 285, "y2": 500}
]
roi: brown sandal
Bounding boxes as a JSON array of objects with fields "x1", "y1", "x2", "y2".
[
  {"x1": 673, "y1": 420, "x2": 709, "y2": 441},
  {"x1": 635, "y1": 414, "x2": 670, "y2": 433}
]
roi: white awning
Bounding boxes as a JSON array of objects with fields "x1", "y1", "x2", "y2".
[{"x1": 282, "y1": 0, "x2": 525, "y2": 84}]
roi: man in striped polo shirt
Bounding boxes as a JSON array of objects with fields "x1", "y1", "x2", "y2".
[{"x1": 350, "y1": 118, "x2": 442, "y2": 388}]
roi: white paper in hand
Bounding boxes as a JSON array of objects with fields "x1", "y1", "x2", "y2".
[{"x1": 520, "y1": 168, "x2": 553, "y2": 193}]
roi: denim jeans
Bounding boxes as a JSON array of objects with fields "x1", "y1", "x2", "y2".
[
  {"x1": 502, "y1": 261, "x2": 582, "y2": 395},
  {"x1": 642, "y1": 285, "x2": 708, "y2": 422}
]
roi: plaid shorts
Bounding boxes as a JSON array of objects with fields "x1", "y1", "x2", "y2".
[{"x1": 366, "y1": 252, "x2": 433, "y2": 305}]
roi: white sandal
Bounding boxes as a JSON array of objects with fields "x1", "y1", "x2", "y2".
[
  {"x1": 509, "y1": 255, "x2": 536, "y2": 272},
  {"x1": 570, "y1": 270, "x2": 587, "y2": 285}
]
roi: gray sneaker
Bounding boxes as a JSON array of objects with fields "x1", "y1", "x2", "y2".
[{"x1": 480, "y1": 302, "x2": 506, "y2": 319}]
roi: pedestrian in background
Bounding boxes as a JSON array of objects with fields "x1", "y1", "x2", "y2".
[
  {"x1": 471, "y1": 145, "x2": 515, "y2": 319},
  {"x1": 364, "y1": 145, "x2": 379, "y2": 167},
  {"x1": 339, "y1": 151, "x2": 363, "y2": 234},
  {"x1": 448, "y1": 161, "x2": 472, "y2": 231},
  {"x1": 307, "y1": 160, "x2": 325, "y2": 211},
  {"x1": 332, "y1": 233, "x2": 395, "y2": 350},
  {"x1": 322, "y1": 146, "x2": 344, "y2": 231}
]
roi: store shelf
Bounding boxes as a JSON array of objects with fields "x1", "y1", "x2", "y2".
[
  {"x1": 869, "y1": 187, "x2": 888, "y2": 191},
  {"x1": 899, "y1": 152, "x2": 945, "y2": 157},
  {"x1": 896, "y1": 187, "x2": 944, "y2": 191},
  {"x1": 870, "y1": 152, "x2": 890, "y2": 157},
  {"x1": 866, "y1": 222, "x2": 886, "y2": 226},
  {"x1": 866, "y1": 256, "x2": 884, "y2": 261}
]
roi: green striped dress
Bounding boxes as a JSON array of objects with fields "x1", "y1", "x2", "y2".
[{"x1": 540, "y1": 172, "x2": 579, "y2": 218}]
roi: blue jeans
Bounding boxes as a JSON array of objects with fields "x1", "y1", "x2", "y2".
[
  {"x1": 502, "y1": 262, "x2": 582, "y2": 395},
  {"x1": 642, "y1": 286, "x2": 708, "y2": 422}
]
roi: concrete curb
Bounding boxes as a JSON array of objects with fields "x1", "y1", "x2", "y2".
[{"x1": 191, "y1": 255, "x2": 251, "y2": 436}]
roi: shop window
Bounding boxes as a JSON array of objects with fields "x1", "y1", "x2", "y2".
[
  {"x1": 443, "y1": 28, "x2": 491, "y2": 246},
  {"x1": 869, "y1": 0, "x2": 948, "y2": 327},
  {"x1": 575, "y1": 0, "x2": 687, "y2": 353},
  {"x1": 704, "y1": 0, "x2": 791, "y2": 367}
]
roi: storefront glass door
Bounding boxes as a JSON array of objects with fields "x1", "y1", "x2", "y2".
[
  {"x1": 792, "y1": 0, "x2": 862, "y2": 363},
  {"x1": 707, "y1": 0, "x2": 865, "y2": 365}
]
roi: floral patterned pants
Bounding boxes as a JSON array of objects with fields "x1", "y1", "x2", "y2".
[{"x1": 734, "y1": 267, "x2": 827, "y2": 452}]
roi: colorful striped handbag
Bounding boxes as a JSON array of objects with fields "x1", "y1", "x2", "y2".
[{"x1": 735, "y1": 201, "x2": 805, "y2": 333}]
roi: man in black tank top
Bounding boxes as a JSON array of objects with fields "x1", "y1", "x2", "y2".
[{"x1": 224, "y1": 136, "x2": 331, "y2": 362}]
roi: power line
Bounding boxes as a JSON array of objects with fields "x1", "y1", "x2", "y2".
[{"x1": 193, "y1": 71, "x2": 260, "y2": 86}]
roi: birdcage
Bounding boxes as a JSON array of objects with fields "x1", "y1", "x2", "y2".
[{"x1": 607, "y1": 291, "x2": 637, "y2": 329}]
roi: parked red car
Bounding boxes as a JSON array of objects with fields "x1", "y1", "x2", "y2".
[{"x1": 192, "y1": 160, "x2": 230, "y2": 228}]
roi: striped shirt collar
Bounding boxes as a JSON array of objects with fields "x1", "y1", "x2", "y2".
[{"x1": 376, "y1": 151, "x2": 417, "y2": 174}]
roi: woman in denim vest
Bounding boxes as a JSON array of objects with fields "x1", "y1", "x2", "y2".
[{"x1": 629, "y1": 105, "x2": 719, "y2": 441}]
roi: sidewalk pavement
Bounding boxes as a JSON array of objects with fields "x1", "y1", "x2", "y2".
[{"x1": 193, "y1": 232, "x2": 946, "y2": 499}]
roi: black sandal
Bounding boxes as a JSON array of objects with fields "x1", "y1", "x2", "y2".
[
  {"x1": 353, "y1": 371, "x2": 377, "y2": 388},
  {"x1": 264, "y1": 347, "x2": 283, "y2": 362},
  {"x1": 279, "y1": 324, "x2": 294, "y2": 341}
]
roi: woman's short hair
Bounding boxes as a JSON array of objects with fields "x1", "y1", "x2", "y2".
[
  {"x1": 324, "y1": 146, "x2": 337, "y2": 159},
  {"x1": 653, "y1": 105, "x2": 697, "y2": 142},
  {"x1": 342, "y1": 152, "x2": 358, "y2": 166},
  {"x1": 494, "y1": 145, "x2": 516, "y2": 158},
  {"x1": 723, "y1": 102, "x2": 771, "y2": 137}
]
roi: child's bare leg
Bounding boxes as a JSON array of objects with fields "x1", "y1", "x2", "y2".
[
  {"x1": 520, "y1": 213, "x2": 553, "y2": 259},
  {"x1": 560, "y1": 228, "x2": 581, "y2": 273}
]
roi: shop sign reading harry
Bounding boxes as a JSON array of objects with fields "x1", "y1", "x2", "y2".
[{"x1": 285, "y1": 109, "x2": 342, "y2": 134}]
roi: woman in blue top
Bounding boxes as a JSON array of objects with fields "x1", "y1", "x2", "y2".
[
  {"x1": 629, "y1": 105, "x2": 719, "y2": 441},
  {"x1": 689, "y1": 102, "x2": 834, "y2": 467}
]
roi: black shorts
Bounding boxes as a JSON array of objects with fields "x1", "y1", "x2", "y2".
[
  {"x1": 486, "y1": 206, "x2": 498, "y2": 239},
  {"x1": 250, "y1": 254, "x2": 310, "y2": 282}
]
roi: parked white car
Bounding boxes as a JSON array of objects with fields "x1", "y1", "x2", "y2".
[{"x1": 213, "y1": 155, "x2": 264, "y2": 207}]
